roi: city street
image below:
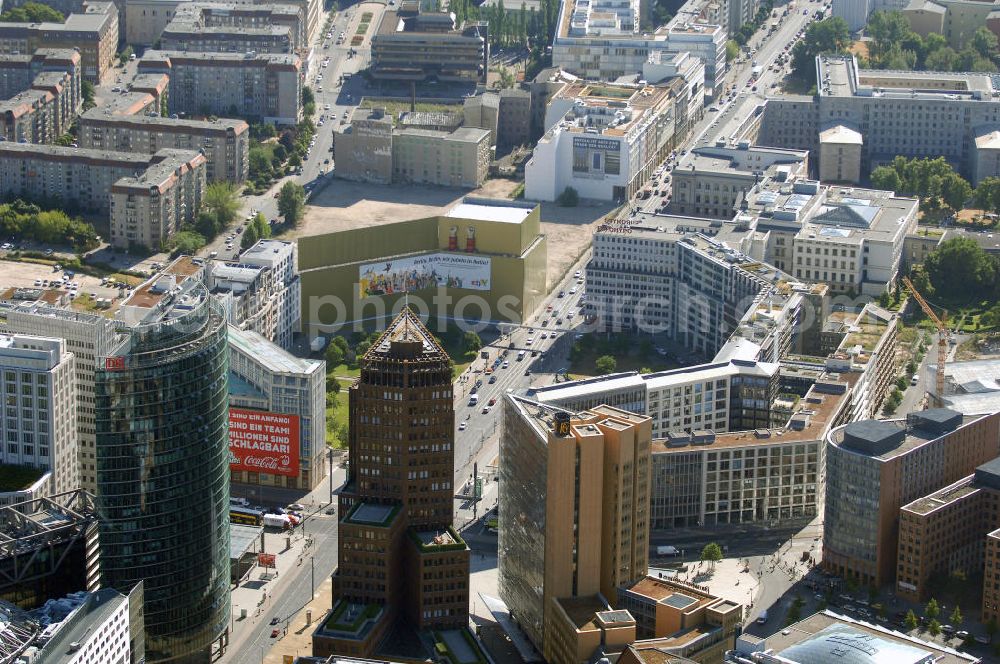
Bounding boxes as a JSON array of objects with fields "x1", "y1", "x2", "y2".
[
  {"x1": 221, "y1": 466, "x2": 347, "y2": 663},
  {"x1": 634, "y1": 0, "x2": 823, "y2": 215},
  {"x1": 203, "y1": 2, "x2": 385, "y2": 261}
]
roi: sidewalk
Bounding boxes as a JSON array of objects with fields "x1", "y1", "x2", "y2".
[
  {"x1": 261, "y1": 571, "x2": 334, "y2": 663},
  {"x1": 230, "y1": 524, "x2": 316, "y2": 641}
]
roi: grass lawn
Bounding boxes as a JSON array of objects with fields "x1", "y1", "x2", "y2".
[
  {"x1": 326, "y1": 362, "x2": 360, "y2": 379},
  {"x1": 568, "y1": 336, "x2": 679, "y2": 379},
  {"x1": 325, "y1": 382, "x2": 351, "y2": 448}
]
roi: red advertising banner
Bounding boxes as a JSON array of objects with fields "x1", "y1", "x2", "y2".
[
  {"x1": 229, "y1": 409, "x2": 300, "y2": 477},
  {"x1": 258, "y1": 553, "x2": 276, "y2": 568}
]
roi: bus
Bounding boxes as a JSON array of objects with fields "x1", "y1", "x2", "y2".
[{"x1": 229, "y1": 506, "x2": 264, "y2": 526}]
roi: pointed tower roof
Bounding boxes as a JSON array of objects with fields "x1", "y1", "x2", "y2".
[{"x1": 365, "y1": 307, "x2": 450, "y2": 362}]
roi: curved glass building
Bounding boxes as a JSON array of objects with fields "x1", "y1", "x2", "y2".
[{"x1": 95, "y1": 274, "x2": 231, "y2": 664}]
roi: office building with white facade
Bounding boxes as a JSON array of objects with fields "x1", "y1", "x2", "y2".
[
  {"x1": 649, "y1": 377, "x2": 852, "y2": 529},
  {"x1": 551, "y1": 0, "x2": 727, "y2": 94},
  {"x1": 0, "y1": 334, "x2": 77, "y2": 496},
  {"x1": 208, "y1": 239, "x2": 300, "y2": 349},
  {"x1": 525, "y1": 79, "x2": 693, "y2": 202},
  {"x1": 0, "y1": 304, "x2": 123, "y2": 494},
  {"x1": 228, "y1": 325, "x2": 326, "y2": 492}
]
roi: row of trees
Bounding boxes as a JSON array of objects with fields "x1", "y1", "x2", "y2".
[
  {"x1": 864, "y1": 10, "x2": 997, "y2": 72},
  {"x1": 902, "y1": 598, "x2": 965, "y2": 637},
  {"x1": 0, "y1": 1, "x2": 63, "y2": 22},
  {"x1": 0, "y1": 199, "x2": 99, "y2": 251},
  {"x1": 451, "y1": 0, "x2": 561, "y2": 50},
  {"x1": 247, "y1": 116, "x2": 315, "y2": 194},
  {"x1": 731, "y1": 0, "x2": 776, "y2": 46},
  {"x1": 870, "y1": 156, "x2": 972, "y2": 213}
]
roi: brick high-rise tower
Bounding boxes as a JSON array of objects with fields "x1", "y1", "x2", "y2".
[{"x1": 314, "y1": 309, "x2": 470, "y2": 659}]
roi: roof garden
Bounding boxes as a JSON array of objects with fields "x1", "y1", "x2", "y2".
[
  {"x1": 320, "y1": 600, "x2": 384, "y2": 638},
  {"x1": 410, "y1": 526, "x2": 467, "y2": 553},
  {"x1": 0, "y1": 464, "x2": 46, "y2": 492}
]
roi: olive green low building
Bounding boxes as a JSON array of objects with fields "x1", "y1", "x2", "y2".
[{"x1": 299, "y1": 197, "x2": 547, "y2": 335}]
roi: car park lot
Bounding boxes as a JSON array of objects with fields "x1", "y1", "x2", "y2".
[{"x1": 0, "y1": 258, "x2": 129, "y2": 303}]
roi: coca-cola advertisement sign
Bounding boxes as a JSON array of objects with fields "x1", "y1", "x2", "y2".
[{"x1": 229, "y1": 408, "x2": 300, "y2": 477}]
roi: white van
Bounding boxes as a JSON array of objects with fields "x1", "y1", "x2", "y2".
[
  {"x1": 517, "y1": 350, "x2": 526, "y2": 361},
  {"x1": 468, "y1": 394, "x2": 479, "y2": 406}
]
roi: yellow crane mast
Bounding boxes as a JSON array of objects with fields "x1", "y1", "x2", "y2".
[{"x1": 902, "y1": 276, "x2": 948, "y2": 405}]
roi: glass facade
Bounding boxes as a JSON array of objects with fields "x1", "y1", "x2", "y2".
[
  {"x1": 497, "y1": 399, "x2": 547, "y2": 650},
  {"x1": 95, "y1": 291, "x2": 231, "y2": 664}
]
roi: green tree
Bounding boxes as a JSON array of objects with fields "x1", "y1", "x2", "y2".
[
  {"x1": 871, "y1": 165, "x2": 901, "y2": 192},
  {"x1": 924, "y1": 44, "x2": 958, "y2": 71},
  {"x1": 557, "y1": 186, "x2": 579, "y2": 207},
  {"x1": 595, "y1": 354, "x2": 617, "y2": 374},
  {"x1": 203, "y1": 182, "x2": 239, "y2": 229},
  {"x1": 249, "y1": 146, "x2": 273, "y2": 181},
  {"x1": 355, "y1": 339, "x2": 372, "y2": 359},
  {"x1": 905, "y1": 609, "x2": 918, "y2": 630},
  {"x1": 700, "y1": 542, "x2": 723, "y2": 567},
  {"x1": 278, "y1": 181, "x2": 306, "y2": 226},
  {"x1": 970, "y1": 26, "x2": 999, "y2": 60},
  {"x1": 975, "y1": 177, "x2": 1000, "y2": 214},
  {"x1": 464, "y1": 331, "x2": 482, "y2": 354},
  {"x1": 250, "y1": 212, "x2": 271, "y2": 241},
  {"x1": 867, "y1": 11, "x2": 913, "y2": 66},
  {"x1": 950, "y1": 605, "x2": 963, "y2": 626},
  {"x1": 924, "y1": 237, "x2": 998, "y2": 301},
  {"x1": 928, "y1": 619, "x2": 942, "y2": 636},
  {"x1": 726, "y1": 39, "x2": 740, "y2": 62},
  {"x1": 0, "y1": 2, "x2": 64, "y2": 22},
  {"x1": 240, "y1": 219, "x2": 260, "y2": 249},
  {"x1": 926, "y1": 598, "x2": 940, "y2": 619},
  {"x1": 81, "y1": 80, "x2": 95, "y2": 111},
  {"x1": 791, "y1": 17, "x2": 851, "y2": 84},
  {"x1": 325, "y1": 340, "x2": 345, "y2": 367},
  {"x1": 167, "y1": 230, "x2": 206, "y2": 257}
]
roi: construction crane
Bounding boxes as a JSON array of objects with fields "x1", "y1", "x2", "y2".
[{"x1": 902, "y1": 276, "x2": 948, "y2": 405}]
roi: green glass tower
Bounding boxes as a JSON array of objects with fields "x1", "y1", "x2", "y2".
[{"x1": 95, "y1": 277, "x2": 231, "y2": 663}]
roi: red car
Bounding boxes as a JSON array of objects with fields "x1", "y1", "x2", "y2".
[
  {"x1": 270, "y1": 629, "x2": 279, "y2": 638},
  {"x1": 488, "y1": 397, "x2": 496, "y2": 406}
]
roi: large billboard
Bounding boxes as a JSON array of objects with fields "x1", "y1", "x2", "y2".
[
  {"x1": 359, "y1": 252, "x2": 491, "y2": 297},
  {"x1": 228, "y1": 409, "x2": 300, "y2": 477}
]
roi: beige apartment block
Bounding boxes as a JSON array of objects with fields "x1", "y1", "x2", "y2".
[
  {"x1": 80, "y1": 104, "x2": 249, "y2": 183},
  {"x1": 392, "y1": 127, "x2": 490, "y2": 188},
  {"x1": 0, "y1": 1, "x2": 119, "y2": 82},
  {"x1": 139, "y1": 50, "x2": 302, "y2": 125}
]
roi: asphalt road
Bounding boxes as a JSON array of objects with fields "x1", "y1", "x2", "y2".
[
  {"x1": 451, "y1": 253, "x2": 590, "y2": 493},
  {"x1": 634, "y1": 0, "x2": 825, "y2": 215},
  {"x1": 203, "y1": 3, "x2": 383, "y2": 261},
  {"x1": 221, "y1": 471, "x2": 345, "y2": 664}
]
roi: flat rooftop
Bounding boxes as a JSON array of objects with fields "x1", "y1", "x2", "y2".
[
  {"x1": 347, "y1": 502, "x2": 397, "y2": 526},
  {"x1": 445, "y1": 197, "x2": 534, "y2": 223},
  {"x1": 818, "y1": 55, "x2": 997, "y2": 100},
  {"x1": 555, "y1": 595, "x2": 611, "y2": 632},
  {"x1": 902, "y1": 476, "x2": 979, "y2": 516},
  {"x1": 228, "y1": 326, "x2": 321, "y2": 375},
  {"x1": 829, "y1": 410, "x2": 978, "y2": 461}
]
